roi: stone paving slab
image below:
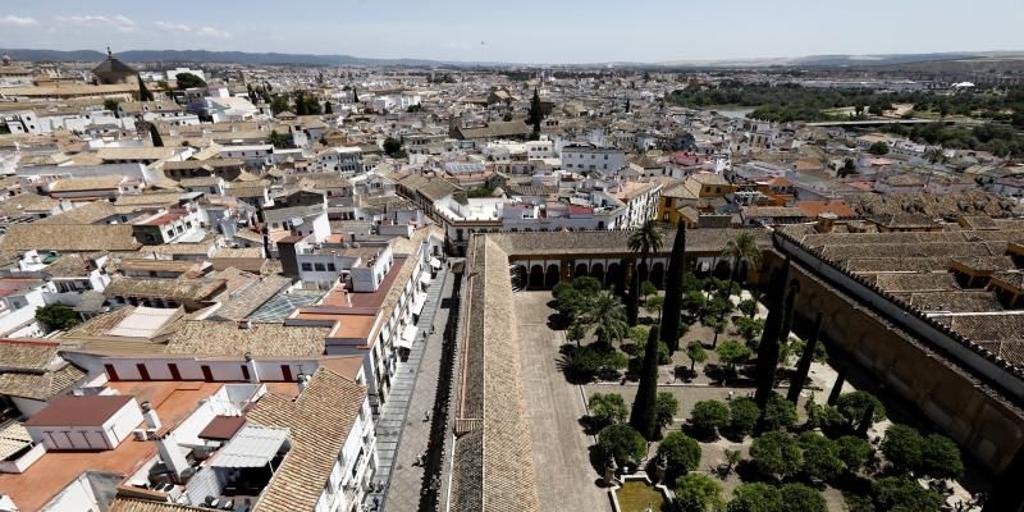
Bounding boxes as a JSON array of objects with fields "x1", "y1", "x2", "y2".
[{"x1": 374, "y1": 267, "x2": 452, "y2": 512}]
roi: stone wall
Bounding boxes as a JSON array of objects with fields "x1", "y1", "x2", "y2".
[{"x1": 762, "y1": 250, "x2": 1024, "y2": 474}]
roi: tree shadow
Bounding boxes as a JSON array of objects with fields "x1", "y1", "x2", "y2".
[
  {"x1": 547, "y1": 313, "x2": 569, "y2": 331},
  {"x1": 721, "y1": 427, "x2": 748, "y2": 443},
  {"x1": 588, "y1": 444, "x2": 606, "y2": 475},
  {"x1": 674, "y1": 366, "x2": 697, "y2": 382},
  {"x1": 703, "y1": 363, "x2": 729, "y2": 385},
  {"x1": 680, "y1": 422, "x2": 720, "y2": 443},
  {"x1": 734, "y1": 459, "x2": 773, "y2": 484},
  {"x1": 579, "y1": 416, "x2": 609, "y2": 436}
]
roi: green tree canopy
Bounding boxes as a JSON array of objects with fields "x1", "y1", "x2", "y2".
[
  {"x1": 729, "y1": 397, "x2": 760, "y2": 437},
  {"x1": 716, "y1": 340, "x2": 752, "y2": 373},
  {"x1": 585, "y1": 291, "x2": 629, "y2": 346},
  {"x1": 690, "y1": 400, "x2": 730, "y2": 438},
  {"x1": 749, "y1": 431, "x2": 802, "y2": 481},
  {"x1": 175, "y1": 72, "x2": 207, "y2": 89},
  {"x1": 383, "y1": 136, "x2": 406, "y2": 158},
  {"x1": 734, "y1": 317, "x2": 764, "y2": 346},
  {"x1": 872, "y1": 477, "x2": 944, "y2": 512},
  {"x1": 834, "y1": 435, "x2": 873, "y2": 475},
  {"x1": 834, "y1": 391, "x2": 887, "y2": 427},
  {"x1": 728, "y1": 482, "x2": 783, "y2": 512},
  {"x1": 920, "y1": 433, "x2": 964, "y2": 480},
  {"x1": 657, "y1": 431, "x2": 701, "y2": 480},
  {"x1": 641, "y1": 280, "x2": 658, "y2": 300},
  {"x1": 868, "y1": 141, "x2": 890, "y2": 155},
  {"x1": 761, "y1": 393, "x2": 798, "y2": 431},
  {"x1": 597, "y1": 424, "x2": 647, "y2": 466},
  {"x1": 35, "y1": 304, "x2": 80, "y2": 331},
  {"x1": 881, "y1": 424, "x2": 924, "y2": 476},
  {"x1": 675, "y1": 472, "x2": 724, "y2": 512},
  {"x1": 268, "y1": 130, "x2": 291, "y2": 149},
  {"x1": 686, "y1": 341, "x2": 708, "y2": 372},
  {"x1": 797, "y1": 432, "x2": 844, "y2": 482},
  {"x1": 270, "y1": 95, "x2": 291, "y2": 115},
  {"x1": 780, "y1": 483, "x2": 827, "y2": 512},
  {"x1": 588, "y1": 393, "x2": 628, "y2": 428},
  {"x1": 655, "y1": 391, "x2": 679, "y2": 431}
]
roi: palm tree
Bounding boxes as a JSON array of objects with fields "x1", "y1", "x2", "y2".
[
  {"x1": 628, "y1": 221, "x2": 663, "y2": 326},
  {"x1": 583, "y1": 291, "x2": 628, "y2": 347},
  {"x1": 925, "y1": 148, "x2": 947, "y2": 165},
  {"x1": 628, "y1": 220, "x2": 664, "y2": 284},
  {"x1": 721, "y1": 232, "x2": 761, "y2": 286}
]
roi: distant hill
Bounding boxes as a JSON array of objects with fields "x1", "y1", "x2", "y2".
[
  {"x1": 654, "y1": 52, "x2": 1019, "y2": 69},
  {"x1": 2, "y1": 48, "x2": 1022, "y2": 69},
  {"x1": 0, "y1": 48, "x2": 455, "y2": 67}
]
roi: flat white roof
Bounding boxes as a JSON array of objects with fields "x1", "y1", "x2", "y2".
[{"x1": 106, "y1": 306, "x2": 180, "y2": 338}]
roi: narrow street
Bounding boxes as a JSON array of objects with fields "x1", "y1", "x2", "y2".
[{"x1": 369, "y1": 266, "x2": 452, "y2": 512}]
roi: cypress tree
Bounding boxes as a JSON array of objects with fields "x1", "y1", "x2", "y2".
[
  {"x1": 630, "y1": 324, "x2": 661, "y2": 440},
  {"x1": 148, "y1": 123, "x2": 164, "y2": 147},
  {"x1": 754, "y1": 257, "x2": 790, "y2": 429},
  {"x1": 660, "y1": 226, "x2": 687, "y2": 353},
  {"x1": 615, "y1": 259, "x2": 628, "y2": 298},
  {"x1": 352, "y1": 88, "x2": 359, "y2": 103},
  {"x1": 528, "y1": 87, "x2": 543, "y2": 137},
  {"x1": 779, "y1": 281, "x2": 800, "y2": 346},
  {"x1": 324, "y1": 101, "x2": 333, "y2": 114},
  {"x1": 294, "y1": 93, "x2": 306, "y2": 116},
  {"x1": 626, "y1": 260, "x2": 640, "y2": 327},
  {"x1": 856, "y1": 403, "x2": 875, "y2": 437},
  {"x1": 137, "y1": 75, "x2": 154, "y2": 102},
  {"x1": 788, "y1": 313, "x2": 821, "y2": 403}
]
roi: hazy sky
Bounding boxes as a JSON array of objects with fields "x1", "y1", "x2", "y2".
[{"x1": 1, "y1": 0, "x2": 1021, "y2": 63}]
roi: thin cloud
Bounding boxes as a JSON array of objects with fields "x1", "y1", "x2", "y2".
[
  {"x1": 0, "y1": 15, "x2": 38, "y2": 27},
  {"x1": 156, "y1": 21, "x2": 231, "y2": 39},
  {"x1": 57, "y1": 14, "x2": 138, "y2": 33}
]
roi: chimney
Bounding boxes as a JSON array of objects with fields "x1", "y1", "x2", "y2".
[
  {"x1": 141, "y1": 401, "x2": 162, "y2": 430},
  {"x1": 238, "y1": 319, "x2": 251, "y2": 330},
  {"x1": 348, "y1": 231, "x2": 356, "y2": 243},
  {"x1": 245, "y1": 352, "x2": 260, "y2": 383},
  {"x1": 297, "y1": 373, "x2": 311, "y2": 393},
  {"x1": 816, "y1": 212, "x2": 837, "y2": 233},
  {"x1": 156, "y1": 432, "x2": 190, "y2": 482}
]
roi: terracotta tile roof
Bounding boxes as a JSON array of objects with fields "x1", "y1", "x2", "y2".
[
  {"x1": 0, "y1": 224, "x2": 140, "y2": 252},
  {"x1": 166, "y1": 320, "x2": 327, "y2": 358},
  {"x1": 795, "y1": 200, "x2": 857, "y2": 219},
  {"x1": 0, "y1": 339, "x2": 60, "y2": 370},
  {"x1": 0, "y1": 362, "x2": 84, "y2": 400},
  {"x1": 453, "y1": 236, "x2": 540, "y2": 512},
  {"x1": 104, "y1": 277, "x2": 225, "y2": 302},
  {"x1": 109, "y1": 498, "x2": 207, "y2": 512},
  {"x1": 489, "y1": 228, "x2": 769, "y2": 257},
  {"x1": 247, "y1": 367, "x2": 366, "y2": 512}
]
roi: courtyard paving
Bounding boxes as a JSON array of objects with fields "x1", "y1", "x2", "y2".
[{"x1": 515, "y1": 291, "x2": 609, "y2": 512}]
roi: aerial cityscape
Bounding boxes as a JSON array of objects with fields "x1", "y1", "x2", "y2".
[{"x1": 0, "y1": 2, "x2": 1023, "y2": 512}]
